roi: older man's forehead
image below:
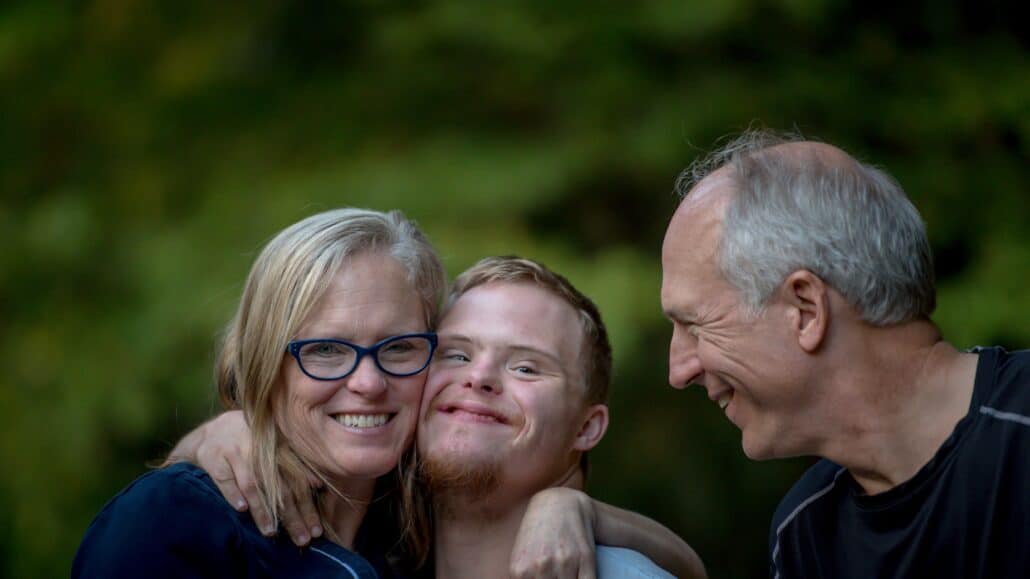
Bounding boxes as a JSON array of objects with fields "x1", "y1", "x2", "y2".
[
  {"x1": 666, "y1": 175, "x2": 726, "y2": 259},
  {"x1": 662, "y1": 173, "x2": 733, "y2": 312},
  {"x1": 678, "y1": 167, "x2": 734, "y2": 212}
]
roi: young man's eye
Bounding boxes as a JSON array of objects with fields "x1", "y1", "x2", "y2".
[
  {"x1": 441, "y1": 351, "x2": 470, "y2": 362},
  {"x1": 513, "y1": 365, "x2": 538, "y2": 375}
]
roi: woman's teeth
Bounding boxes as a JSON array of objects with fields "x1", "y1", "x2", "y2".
[{"x1": 335, "y1": 414, "x2": 390, "y2": 428}]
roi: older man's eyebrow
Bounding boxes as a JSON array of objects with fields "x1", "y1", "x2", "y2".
[{"x1": 663, "y1": 308, "x2": 697, "y2": 324}]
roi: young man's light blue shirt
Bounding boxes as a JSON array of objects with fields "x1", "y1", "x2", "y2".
[{"x1": 597, "y1": 545, "x2": 676, "y2": 578}]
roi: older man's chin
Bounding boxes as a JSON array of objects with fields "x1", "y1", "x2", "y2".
[{"x1": 740, "y1": 426, "x2": 804, "y2": 462}]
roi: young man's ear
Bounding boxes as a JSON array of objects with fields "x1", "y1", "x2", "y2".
[
  {"x1": 781, "y1": 269, "x2": 829, "y2": 353},
  {"x1": 573, "y1": 404, "x2": 609, "y2": 452}
]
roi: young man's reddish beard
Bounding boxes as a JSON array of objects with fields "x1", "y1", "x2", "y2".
[{"x1": 419, "y1": 452, "x2": 500, "y2": 502}]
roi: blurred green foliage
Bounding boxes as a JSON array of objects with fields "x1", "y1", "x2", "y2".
[{"x1": 1, "y1": 0, "x2": 1027, "y2": 577}]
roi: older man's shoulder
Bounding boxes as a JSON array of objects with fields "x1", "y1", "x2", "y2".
[{"x1": 970, "y1": 346, "x2": 1030, "y2": 413}]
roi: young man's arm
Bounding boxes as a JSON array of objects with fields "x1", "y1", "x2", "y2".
[
  {"x1": 171, "y1": 412, "x2": 706, "y2": 578},
  {"x1": 167, "y1": 410, "x2": 323, "y2": 544},
  {"x1": 512, "y1": 487, "x2": 707, "y2": 579}
]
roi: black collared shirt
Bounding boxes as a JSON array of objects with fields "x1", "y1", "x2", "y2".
[{"x1": 769, "y1": 347, "x2": 1030, "y2": 578}]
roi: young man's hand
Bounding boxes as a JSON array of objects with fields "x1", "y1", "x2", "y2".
[
  {"x1": 167, "y1": 410, "x2": 323, "y2": 545},
  {"x1": 510, "y1": 487, "x2": 598, "y2": 579}
]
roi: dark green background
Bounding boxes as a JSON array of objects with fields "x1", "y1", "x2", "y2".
[{"x1": 2, "y1": 1, "x2": 1026, "y2": 577}]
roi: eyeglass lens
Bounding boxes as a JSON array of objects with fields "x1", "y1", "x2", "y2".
[{"x1": 296, "y1": 335, "x2": 433, "y2": 378}]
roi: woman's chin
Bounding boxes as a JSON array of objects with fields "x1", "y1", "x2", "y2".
[{"x1": 324, "y1": 451, "x2": 403, "y2": 482}]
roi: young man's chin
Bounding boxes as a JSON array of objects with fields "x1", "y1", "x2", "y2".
[{"x1": 420, "y1": 453, "x2": 501, "y2": 500}]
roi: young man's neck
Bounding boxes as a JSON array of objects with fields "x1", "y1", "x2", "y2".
[
  {"x1": 432, "y1": 466, "x2": 585, "y2": 579},
  {"x1": 431, "y1": 491, "x2": 531, "y2": 579}
]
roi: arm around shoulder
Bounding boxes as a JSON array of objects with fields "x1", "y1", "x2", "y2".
[
  {"x1": 512, "y1": 487, "x2": 706, "y2": 579},
  {"x1": 592, "y1": 498, "x2": 707, "y2": 579}
]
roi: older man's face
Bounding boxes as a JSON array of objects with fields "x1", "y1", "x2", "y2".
[{"x1": 661, "y1": 174, "x2": 811, "y2": 460}]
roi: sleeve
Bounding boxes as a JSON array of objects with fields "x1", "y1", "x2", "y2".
[
  {"x1": 72, "y1": 467, "x2": 248, "y2": 579},
  {"x1": 595, "y1": 546, "x2": 677, "y2": 579}
]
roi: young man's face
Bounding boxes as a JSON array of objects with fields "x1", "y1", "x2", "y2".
[{"x1": 417, "y1": 281, "x2": 602, "y2": 497}]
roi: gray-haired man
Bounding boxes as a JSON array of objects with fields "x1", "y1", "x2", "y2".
[{"x1": 661, "y1": 131, "x2": 1030, "y2": 578}]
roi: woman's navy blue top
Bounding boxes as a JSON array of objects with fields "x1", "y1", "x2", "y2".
[{"x1": 73, "y1": 462, "x2": 388, "y2": 578}]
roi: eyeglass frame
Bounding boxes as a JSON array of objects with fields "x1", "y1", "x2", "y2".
[{"x1": 285, "y1": 332, "x2": 438, "y2": 381}]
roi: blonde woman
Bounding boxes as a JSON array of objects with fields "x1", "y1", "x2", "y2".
[{"x1": 73, "y1": 208, "x2": 445, "y2": 578}]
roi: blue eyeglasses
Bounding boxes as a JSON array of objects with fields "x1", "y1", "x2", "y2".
[{"x1": 286, "y1": 333, "x2": 437, "y2": 381}]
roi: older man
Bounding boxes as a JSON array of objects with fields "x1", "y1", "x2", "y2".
[
  {"x1": 662, "y1": 131, "x2": 1030, "y2": 578},
  {"x1": 173, "y1": 257, "x2": 705, "y2": 578}
]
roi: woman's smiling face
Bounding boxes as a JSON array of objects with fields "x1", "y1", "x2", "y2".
[{"x1": 278, "y1": 252, "x2": 428, "y2": 487}]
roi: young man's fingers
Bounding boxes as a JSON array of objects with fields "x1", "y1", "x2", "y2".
[
  {"x1": 280, "y1": 492, "x2": 311, "y2": 546},
  {"x1": 294, "y1": 486, "x2": 323, "y2": 539},
  {"x1": 211, "y1": 473, "x2": 248, "y2": 512},
  {"x1": 229, "y1": 458, "x2": 273, "y2": 535},
  {"x1": 205, "y1": 453, "x2": 248, "y2": 512},
  {"x1": 576, "y1": 556, "x2": 597, "y2": 579}
]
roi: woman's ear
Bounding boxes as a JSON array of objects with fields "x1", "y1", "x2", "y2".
[
  {"x1": 573, "y1": 404, "x2": 610, "y2": 452},
  {"x1": 782, "y1": 269, "x2": 829, "y2": 353}
]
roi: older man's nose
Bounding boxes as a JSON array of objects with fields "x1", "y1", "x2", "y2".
[{"x1": 669, "y1": 326, "x2": 703, "y2": 389}]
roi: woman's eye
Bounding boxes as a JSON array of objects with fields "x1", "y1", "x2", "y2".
[
  {"x1": 314, "y1": 343, "x2": 342, "y2": 356},
  {"x1": 383, "y1": 341, "x2": 414, "y2": 353}
]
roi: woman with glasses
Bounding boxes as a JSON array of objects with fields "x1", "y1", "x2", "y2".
[{"x1": 73, "y1": 208, "x2": 446, "y2": 578}]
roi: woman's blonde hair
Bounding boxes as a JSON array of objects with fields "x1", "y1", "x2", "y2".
[{"x1": 215, "y1": 207, "x2": 445, "y2": 546}]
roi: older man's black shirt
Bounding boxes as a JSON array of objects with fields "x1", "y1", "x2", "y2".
[{"x1": 769, "y1": 347, "x2": 1030, "y2": 578}]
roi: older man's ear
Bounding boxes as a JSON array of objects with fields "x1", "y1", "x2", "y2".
[{"x1": 781, "y1": 269, "x2": 830, "y2": 354}]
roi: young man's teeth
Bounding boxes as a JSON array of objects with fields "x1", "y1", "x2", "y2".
[{"x1": 336, "y1": 414, "x2": 389, "y2": 428}]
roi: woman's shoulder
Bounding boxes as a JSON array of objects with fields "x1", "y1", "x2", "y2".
[
  {"x1": 89, "y1": 462, "x2": 234, "y2": 521},
  {"x1": 118, "y1": 462, "x2": 225, "y2": 501},
  {"x1": 75, "y1": 463, "x2": 385, "y2": 578},
  {"x1": 72, "y1": 463, "x2": 248, "y2": 578},
  {"x1": 96, "y1": 462, "x2": 239, "y2": 529}
]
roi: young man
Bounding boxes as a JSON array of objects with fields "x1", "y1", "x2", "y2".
[
  {"x1": 413, "y1": 256, "x2": 698, "y2": 578},
  {"x1": 174, "y1": 257, "x2": 705, "y2": 578},
  {"x1": 662, "y1": 130, "x2": 1030, "y2": 577}
]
